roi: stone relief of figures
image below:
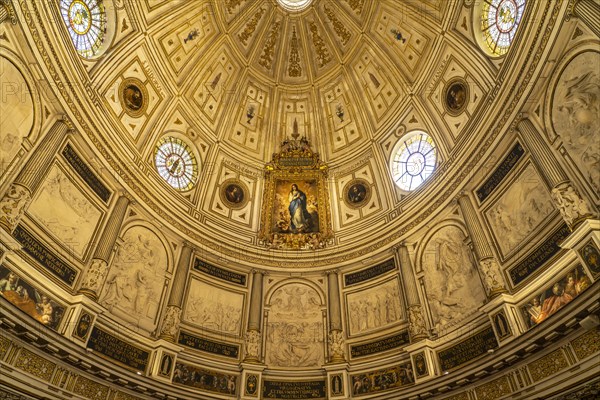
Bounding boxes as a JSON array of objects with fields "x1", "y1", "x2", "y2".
[
  {"x1": 183, "y1": 278, "x2": 243, "y2": 335},
  {"x1": 28, "y1": 165, "x2": 102, "y2": 258},
  {"x1": 551, "y1": 183, "x2": 593, "y2": 226},
  {"x1": 552, "y1": 51, "x2": 600, "y2": 193},
  {"x1": 265, "y1": 283, "x2": 324, "y2": 367},
  {"x1": 485, "y1": 164, "x2": 555, "y2": 256},
  {"x1": 0, "y1": 56, "x2": 34, "y2": 174},
  {"x1": 421, "y1": 225, "x2": 486, "y2": 333},
  {"x1": 347, "y1": 279, "x2": 404, "y2": 336},
  {"x1": 98, "y1": 226, "x2": 167, "y2": 332}
]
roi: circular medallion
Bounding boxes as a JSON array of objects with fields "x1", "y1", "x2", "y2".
[
  {"x1": 154, "y1": 137, "x2": 198, "y2": 191},
  {"x1": 119, "y1": 78, "x2": 148, "y2": 117},
  {"x1": 220, "y1": 179, "x2": 250, "y2": 209},
  {"x1": 444, "y1": 79, "x2": 469, "y2": 116},
  {"x1": 343, "y1": 179, "x2": 371, "y2": 209},
  {"x1": 68, "y1": 0, "x2": 92, "y2": 35}
]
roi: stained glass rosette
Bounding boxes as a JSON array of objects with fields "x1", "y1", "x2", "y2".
[
  {"x1": 154, "y1": 137, "x2": 198, "y2": 191},
  {"x1": 481, "y1": 0, "x2": 526, "y2": 56},
  {"x1": 60, "y1": 0, "x2": 106, "y2": 58},
  {"x1": 391, "y1": 132, "x2": 437, "y2": 192}
]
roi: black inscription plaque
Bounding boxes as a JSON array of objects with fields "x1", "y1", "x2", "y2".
[
  {"x1": 193, "y1": 258, "x2": 247, "y2": 286},
  {"x1": 263, "y1": 380, "x2": 326, "y2": 399},
  {"x1": 86, "y1": 327, "x2": 150, "y2": 372},
  {"x1": 438, "y1": 327, "x2": 498, "y2": 371},
  {"x1": 178, "y1": 331, "x2": 239, "y2": 358},
  {"x1": 62, "y1": 144, "x2": 111, "y2": 203},
  {"x1": 350, "y1": 331, "x2": 410, "y2": 358},
  {"x1": 476, "y1": 142, "x2": 525, "y2": 202},
  {"x1": 509, "y1": 223, "x2": 570, "y2": 286},
  {"x1": 344, "y1": 259, "x2": 396, "y2": 286},
  {"x1": 13, "y1": 224, "x2": 78, "y2": 286}
]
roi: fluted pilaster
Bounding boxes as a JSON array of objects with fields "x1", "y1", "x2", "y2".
[{"x1": 396, "y1": 245, "x2": 428, "y2": 341}]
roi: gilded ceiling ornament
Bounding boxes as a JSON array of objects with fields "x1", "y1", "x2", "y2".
[
  {"x1": 342, "y1": 0, "x2": 365, "y2": 14},
  {"x1": 309, "y1": 21, "x2": 331, "y2": 68},
  {"x1": 259, "y1": 21, "x2": 281, "y2": 71},
  {"x1": 238, "y1": 7, "x2": 266, "y2": 46},
  {"x1": 288, "y1": 28, "x2": 302, "y2": 77},
  {"x1": 324, "y1": 5, "x2": 351, "y2": 45}
]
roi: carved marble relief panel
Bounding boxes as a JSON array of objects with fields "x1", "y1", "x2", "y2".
[
  {"x1": 27, "y1": 164, "x2": 103, "y2": 260},
  {"x1": 98, "y1": 226, "x2": 168, "y2": 333},
  {"x1": 0, "y1": 56, "x2": 33, "y2": 175},
  {"x1": 420, "y1": 224, "x2": 486, "y2": 333},
  {"x1": 551, "y1": 50, "x2": 600, "y2": 195},
  {"x1": 265, "y1": 283, "x2": 324, "y2": 368},
  {"x1": 484, "y1": 163, "x2": 556, "y2": 259},
  {"x1": 346, "y1": 278, "x2": 404, "y2": 337},
  {"x1": 183, "y1": 278, "x2": 245, "y2": 336}
]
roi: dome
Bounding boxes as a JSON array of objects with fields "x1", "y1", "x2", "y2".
[{"x1": 0, "y1": 0, "x2": 599, "y2": 399}]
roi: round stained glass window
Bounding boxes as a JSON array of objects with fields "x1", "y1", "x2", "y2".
[
  {"x1": 154, "y1": 137, "x2": 198, "y2": 191},
  {"x1": 60, "y1": 0, "x2": 107, "y2": 58},
  {"x1": 481, "y1": 0, "x2": 525, "y2": 56},
  {"x1": 276, "y1": 0, "x2": 313, "y2": 12},
  {"x1": 390, "y1": 132, "x2": 437, "y2": 192}
]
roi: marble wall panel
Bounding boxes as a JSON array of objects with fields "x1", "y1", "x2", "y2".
[
  {"x1": 421, "y1": 225, "x2": 486, "y2": 333},
  {"x1": 27, "y1": 164, "x2": 102, "y2": 259},
  {"x1": 183, "y1": 278, "x2": 244, "y2": 336},
  {"x1": 484, "y1": 163, "x2": 555, "y2": 258}
]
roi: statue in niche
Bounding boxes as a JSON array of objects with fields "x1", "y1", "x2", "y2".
[
  {"x1": 99, "y1": 227, "x2": 166, "y2": 331},
  {"x1": 421, "y1": 225, "x2": 486, "y2": 333},
  {"x1": 552, "y1": 52, "x2": 600, "y2": 192},
  {"x1": 265, "y1": 283, "x2": 324, "y2": 367}
]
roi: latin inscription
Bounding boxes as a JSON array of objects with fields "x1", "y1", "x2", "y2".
[
  {"x1": 509, "y1": 223, "x2": 570, "y2": 285},
  {"x1": 193, "y1": 258, "x2": 247, "y2": 286},
  {"x1": 86, "y1": 327, "x2": 149, "y2": 372},
  {"x1": 62, "y1": 144, "x2": 111, "y2": 203},
  {"x1": 13, "y1": 224, "x2": 78, "y2": 285},
  {"x1": 344, "y1": 259, "x2": 396, "y2": 286},
  {"x1": 263, "y1": 380, "x2": 326, "y2": 399},
  {"x1": 350, "y1": 331, "x2": 409, "y2": 358},
  {"x1": 178, "y1": 331, "x2": 239, "y2": 358},
  {"x1": 438, "y1": 327, "x2": 498, "y2": 371},
  {"x1": 476, "y1": 142, "x2": 525, "y2": 202}
]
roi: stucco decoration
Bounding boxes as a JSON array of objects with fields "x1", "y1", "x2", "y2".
[
  {"x1": 0, "y1": 56, "x2": 33, "y2": 173},
  {"x1": 183, "y1": 278, "x2": 244, "y2": 335},
  {"x1": 265, "y1": 283, "x2": 324, "y2": 367},
  {"x1": 552, "y1": 51, "x2": 600, "y2": 193},
  {"x1": 421, "y1": 225, "x2": 486, "y2": 333},
  {"x1": 485, "y1": 164, "x2": 555, "y2": 257},
  {"x1": 28, "y1": 165, "x2": 102, "y2": 258},
  {"x1": 98, "y1": 226, "x2": 167, "y2": 332},
  {"x1": 347, "y1": 278, "x2": 404, "y2": 336}
]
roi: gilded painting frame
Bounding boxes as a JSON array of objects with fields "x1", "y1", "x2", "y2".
[{"x1": 259, "y1": 138, "x2": 333, "y2": 249}]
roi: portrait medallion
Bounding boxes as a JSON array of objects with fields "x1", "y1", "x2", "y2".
[
  {"x1": 220, "y1": 179, "x2": 249, "y2": 209},
  {"x1": 119, "y1": 77, "x2": 148, "y2": 117},
  {"x1": 343, "y1": 179, "x2": 371, "y2": 209},
  {"x1": 443, "y1": 78, "x2": 469, "y2": 116}
]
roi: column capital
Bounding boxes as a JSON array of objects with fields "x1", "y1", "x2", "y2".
[
  {"x1": 59, "y1": 115, "x2": 77, "y2": 134},
  {"x1": 324, "y1": 269, "x2": 339, "y2": 276},
  {"x1": 0, "y1": 0, "x2": 17, "y2": 25}
]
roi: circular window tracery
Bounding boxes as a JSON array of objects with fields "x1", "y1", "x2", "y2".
[
  {"x1": 276, "y1": 0, "x2": 313, "y2": 12},
  {"x1": 154, "y1": 137, "x2": 198, "y2": 191},
  {"x1": 480, "y1": 0, "x2": 525, "y2": 56},
  {"x1": 60, "y1": 0, "x2": 107, "y2": 58},
  {"x1": 390, "y1": 132, "x2": 437, "y2": 192}
]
